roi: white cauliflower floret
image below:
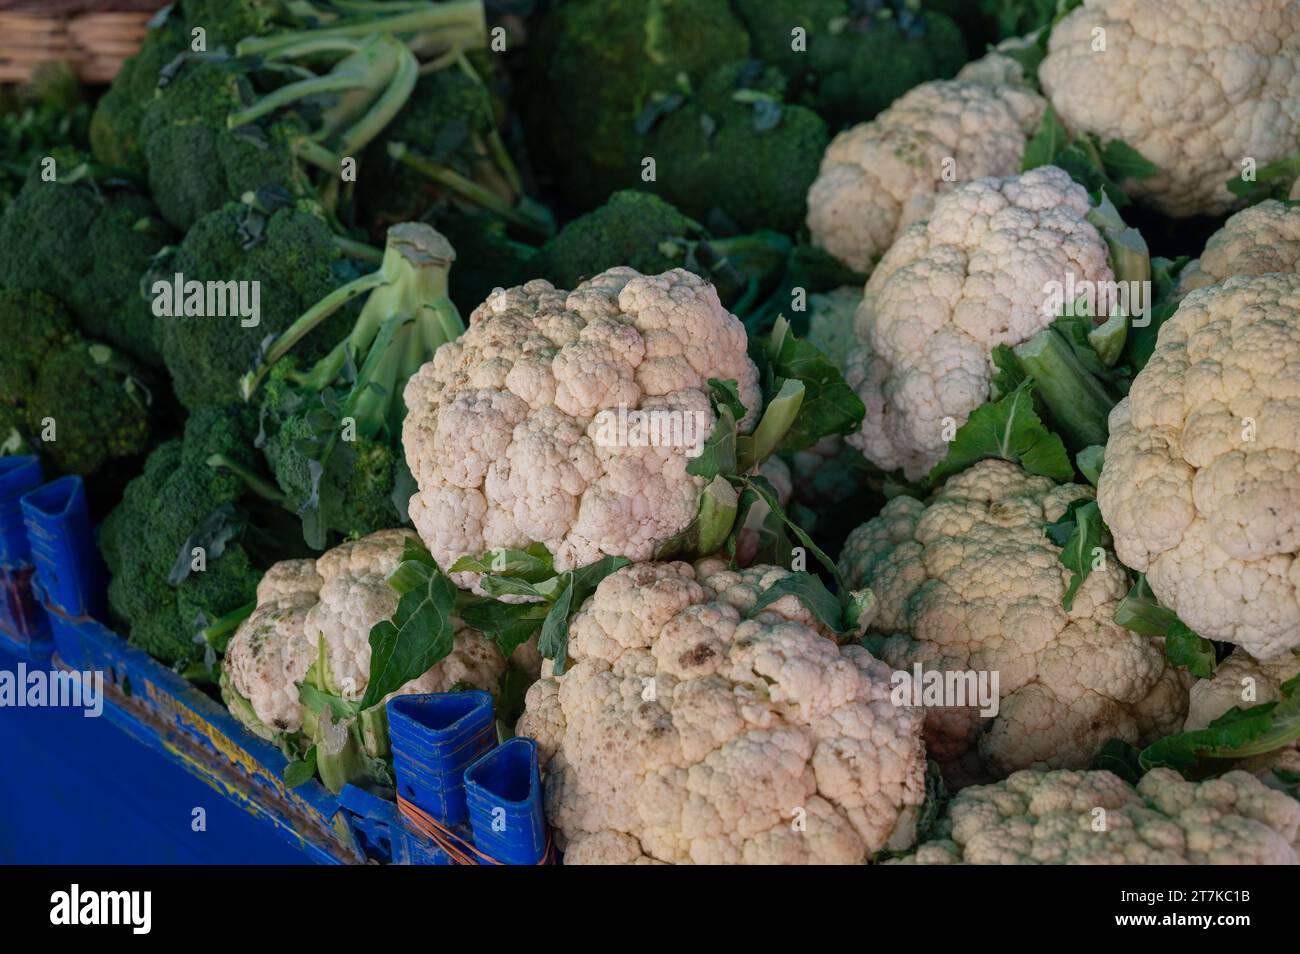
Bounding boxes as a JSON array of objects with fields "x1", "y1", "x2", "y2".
[
  {"x1": 222, "y1": 530, "x2": 510, "y2": 743},
  {"x1": 843, "y1": 166, "x2": 1114, "y2": 479},
  {"x1": 222, "y1": 560, "x2": 322, "y2": 738},
  {"x1": 1039, "y1": 0, "x2": 1300, "y2": 218},
  {"x1": 1176, "y1": 199, "x2": 1300, "y2": 298},
  {"x1": 893, "y1": 768, "x2": 1300, "y2": 864},
  {"x1": 402, "y1": 268, "x2": 761, "y2": 578},
  {"x1": 807, "y1": 49, "x2": 1045, "y2": 274},
  {"x1": 838, "y1": 459, "x2": 1189, "y2": 788},
  {"x1": 516, "y1": 559, "x2": 928, "y2": 864},
  {"x1": 1097, "y1": 272, "x2": 1300, "y2": 659}
]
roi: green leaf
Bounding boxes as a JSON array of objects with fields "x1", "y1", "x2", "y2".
[
  {"x1": 754, "y1": 316, "x2": 866, "y2": 454},
  {"x1": 1139, "y1": 676, "x2": 1300, "y2": 774},
  {"x1": 1090, "y1": 738, "x2": 1144, "y2": 785},
  {"x1": 1225, "y1": 152, "x2": 1300, "y2": 202},
  {"x1": 1100, "y1": 139, "x2": 1160, "y2": 181},
  {"x1": 653, "y1": 475, "x2": 738, "y2": 560},
  {"x1": 1048, "y1": 499, "x2": 1102, "y2": 611},
  {"x1": 687, "y1": 400, "x2": 737, "y2": 480},
  {"x1": 729, "y1": 473, "x2": 840, "y2": 583},
  {"x1": 360, "y1": 564, "x2": 457, "y2": 709},
  {"x1": 538, "y1": 574, "x2": 575, "y2": 675},
  {"x1": 448, "y1": 543, "x2": 553, "y2": 582},
  {"x1": 494, "y1": 660, "x2": 532, "y2": 740},
  {"x1": 747, "y1": 573, "x2": 859, "y2": 638},
  {"x1": 928, "y1": 379, "x2": 1073, "y2": 485},
  {"x1": 457, "y1": 598, "x2": 550, "y2": 659},
  {"x1": 1076, "y1": 445, "x2": 1104, "y2": 487},
  {"x1": 1113, "y1": 575, "x2": 1180, "y2": 636},
  {"x1": 283, "y1": 746, "x2": 318, "y2": 788},
  {"x1": 298, "y1": 680, "x2": 359, "y2": 722},
  {"x1": 989, "y1": 345, "x2": 1026, "y2": 400},
  {"x1": 1021, "y1": 105, "x2": 1069, "y2": 171},
  {"x1": 1163, "y1": 620, "x2": 1218, "y2": 679}
]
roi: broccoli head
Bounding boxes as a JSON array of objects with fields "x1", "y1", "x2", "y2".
[
  {"x1": 140, "y1": 56, "x2": 307, "y2": 231},
  {"x1": 539, "y1": 189, "x2": 703, "y2": 288},
  {"x1": 100, "y1": 404, "x2": 267, "y2": 665},
  {"x1": 643, "y1": 60, "x2": 828, "y2": 233},
  {"x1": 434, "y1": 207, "x2": 538, "y2": 315},
  {"x1": 259, "y1": 360, "x2": 402, "y2": 548},
  {"x1": 732, "y1": 0, "x2": 968, "y2": 128},
  {"x1": 1, "y1": 63, "x2": 93, "y2": 201},
  {"x1": 89, "y1": 0, "x2": 318, "y2": 174},
  {"x1": 153, "y1": 200, "x2": 357, "y2": 410},
  {"x1": 525, "y1": 0, "x2": 751, "y2": 210},
  {"x1": 0, "y1": 289, "x2": 151, "y2": 478},
  {"x1": 0, "y1": 156, "x2": 174, "y2": 365}
]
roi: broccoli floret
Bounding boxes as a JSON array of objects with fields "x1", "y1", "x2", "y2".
[
  {"x1": 0, "y1": 289, "x2": 151, "y2": 477},
  {"x1": 644, "y1": 61, "x2": 828, "y2": 233},
  {"x1": 259, "y1": 362, "x2": 402, "y2": 547},
  {"x1": 101, "y1": 404, "x2": 267, "y2": 665},
  {"x1": 525, "y1": 0, "x2": 752, "y2": 211},
  {"x1": 153, "y1": 201, "x2": 356, "y2": 410},
  {"x1": 540, "y1": 190, "x2": 703, "y2": 288},
  {"x1": 732, "y1": 0, "x2": 968, "y2": 128},
  {"x1": 243, "y1": 223, "x2": 464, "y2": 548},
  {"x1": 140, "y1": 57, "x2": 307, "y2": 231},
  {"x1": 0, "y1": 155, "x2": 174, "y2": 365}
]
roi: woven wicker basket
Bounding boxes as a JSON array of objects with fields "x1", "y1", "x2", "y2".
[{"x1": 0, "y1": 0, "x2": 167, "y2": 84}]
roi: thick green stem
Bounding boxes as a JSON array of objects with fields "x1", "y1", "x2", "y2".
[
  {"x1": 295, "y1": 138, "x2": 342, "y2": 173},
  {"x1": 389, "y1": 143, "x2": 553, "y2": 239},
  {"x1": 334, "y1": 43, "x2": 419, "y2": 157},
  {"x1": 236, "y1": 0, "x2": 487, "y2": 59},
  {"x1": 240, "y1": 270, "x2": 389, "y2": 400},
  {"x1": 207, "y1": 454, "x2": 288, "y2": 504},
  {"x1": 333, "y1": 234, "x2": 383, "y2": 265},
  {"x1": 736, "y1": 378, "x2": 804, "y2": 472},
  {"x1": 228, "y1": 72, "x2": 363, "y2": 129},
  {"x1": 1014, "y1": 329, "x2": 1116, "y2": 450}
]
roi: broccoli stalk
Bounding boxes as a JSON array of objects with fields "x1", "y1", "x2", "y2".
[
  {"x1": 229, "y1": 33, "x2": 420, "y2": 176},
  {"x1": 235, "y1": 0, "x2": 488, "y2": 61},
  {"x1": 243, "y1": 222, "x2": 463, "y2": 419},
  {"x1": 241, "y1": 223, "x2": 464, "y2": 549}
]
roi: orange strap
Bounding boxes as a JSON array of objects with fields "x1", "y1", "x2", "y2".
[{"x1": 396, "y1": 794, "x2": 555, "y2": 866}]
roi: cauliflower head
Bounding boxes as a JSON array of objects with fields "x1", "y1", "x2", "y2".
[
  {"x1": 1176, "y1": 199, "x2": 1300, "y2": 298},
  {"x1": 1097, "y1": 272, "x2": 1300, "y2": 659},
  {"x1": 894, "y1": 768, "x2": 1300, "y2": 864},
  {"x1": 1039, "y1": 0, "x2": 1300, "y2": 218},
  {"x1": 516, "y1": 559, "x2": 928, "y2": 864},
  {"x1": 838, "y1": 460, "x2": 1188, "y2": 787},
  {"x1": 223, "y1": 529, "x2": 508, "y2": 740},
  {"x1": 843, "y1": 166, "x2": 1113, "y2": 479},
  {"x1": 401, "y1": 268, "x2": 761, "y2": 578},
  {"x1": 806, "y1": 51, "x2": 1046, "y2": 275}
]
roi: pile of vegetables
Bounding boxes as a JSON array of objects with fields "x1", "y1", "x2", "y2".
[{"x1": 3, "y1": 0, "x2": 1299, "y2": 866}]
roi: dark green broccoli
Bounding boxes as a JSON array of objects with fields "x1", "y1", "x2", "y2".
[
  {"x1": 140, "y1": 56, "x2": 308, "y2": 231},
  {"x1": 525, "y1": 0, "x2": 752, "y2": 211},
  {"x1": 357, "y1": 53, "x2": 552, "y2": 241},
  {"x1": 1, "y1": 63, "x2": 92, "y2": 201},
  {"x1": 88, "y1": 0, "x2": 298, "y2": 174},
  {"x1": 434, "y1": 207, "x2": 539, "y2": 315},
  {"x1": 152, "y1": 200, "x2": 359, "y2": 410},
  {"x1": 538, "y1": 189, "x2": 792, "y2": 311},
  {"x1": 0, "y1": 154, "x2": 174, "y2": 365},
  {"x1": 731, "y1": 0, "x2": 968, "y2": 129},
  {"x1": 139, "y1": 4, "x2": 488, "y2": 230},
  {"x1": 0, "y1": 289, "x2": 151, "y2": 478},
  {"x1": 242, "y1": 223, "x2": 464, "y2": 549},
  {"x1": 642, "y1": 61, "x2": 828, "y2": 233},
  {"x1": 100, "y1": 404, "x2": 277, "y2": 666}
]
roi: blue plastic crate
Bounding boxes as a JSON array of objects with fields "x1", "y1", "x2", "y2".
[
  {"x1": 388, "y1": 691, "x2": 495, "y2": 826},
  {"x1": 0, "y1": 456, "x2": 48, "y2": 646},
  {"x1": 464, "y1": 737, "x2": 547, "y2": 865}
]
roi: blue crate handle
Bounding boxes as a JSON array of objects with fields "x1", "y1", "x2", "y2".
[
  {"x1": 464, "y1": 737, "x2": 547, "y2": 865},
  {"x1": 0, "y1": 456, "x2": 43, "y2": 564},
  {"x1": 20, "y1": 476, "x2": 106, "y2": 620},
  {"x1": 387, "y1": 691, "x2": 496, "y2": 827}
]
